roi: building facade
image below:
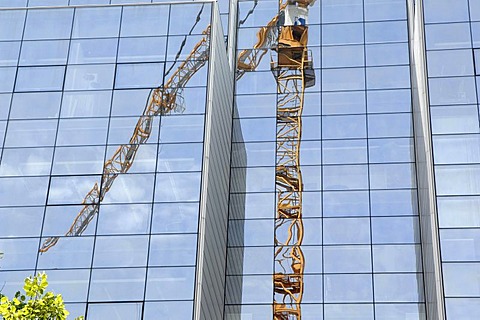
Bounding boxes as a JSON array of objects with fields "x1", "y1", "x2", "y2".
[{"x1": 0, "y1": 0, "x2": 478, "y2": 319}]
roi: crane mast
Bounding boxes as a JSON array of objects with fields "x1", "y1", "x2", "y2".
[
  {"x1": 39, "y1": 26, "x2": 211, "y2": 253},
  {"x1": 272, "y1": 1, "x2": 315, "y2": 318}
]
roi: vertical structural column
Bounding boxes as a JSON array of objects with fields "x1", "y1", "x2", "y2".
[
  {"x1": 272, "y1": 49, "x2": 308, "y2": 319},
  {"x1": 407, "y1": 0, "x2": 446, "y2": 319}
]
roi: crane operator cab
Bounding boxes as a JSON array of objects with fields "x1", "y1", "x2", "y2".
[{"x1": 275, "y1": 0, "x2": 316, "y2": 88}]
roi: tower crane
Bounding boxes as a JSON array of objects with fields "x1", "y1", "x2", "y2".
[
  {"x1": 39, "y1": 26, "x2": 211, "y2": 252},
  {"x1": 39, "y1": 1, "x2": 317, "y2": 319}
]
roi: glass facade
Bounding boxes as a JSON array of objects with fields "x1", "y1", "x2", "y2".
[
  {"x1": 0, "y1": 0, "x2": 478, "y2": 319},
  {"x1": 423, "y1": 0, "x2": 480, "y2": 318},
  {"x1": 225, "y1": 0, "x2": 425, "y2": 319},
  {"x1": 0, "y1": 2, "x2": 212, "y2": 319}
]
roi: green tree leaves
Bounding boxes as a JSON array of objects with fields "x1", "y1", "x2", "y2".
[{"x1": 0, "y1": 272, "x2": 84, "y2": 320}]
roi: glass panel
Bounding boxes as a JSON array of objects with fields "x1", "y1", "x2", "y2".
[
  {"x1": 446, "y1": 298, "x2": 480, "y2": 320},
  {"x1": 374, "y1": 273, "x2": 424, "y2": 302},
  {"x1": 435, "y1": 165, "x2": 480, "y2": 195},
  {"x1": 0, "y1": 147, "x2": 53, "y2": 176},
  {"x1": 438, "y1": 196, "x2": 480, "y2": 227},
  {"x1": 0, "y1": 93, "x2": 11, "y2": 119},
  {"x1": 373, "y1": 244, "x2": 422, "y2": 272},
  {"x1": 367, "y1": 89, "x2": 412, "y2": 113},
  {"x1": 366, "y1": 42, "x2": 409, "y2": 66},
  {"x1": 322, "y1": 91, "x2": 365, "y2": 115},
  {"x1": 144, "y1": 301, "x2": 193, "y2": 320},
  {"x1": 369, "y1": 138, "x2": 414, "y2": 163},
  {"x1": 102, "y1": 173, "x2": 155, "y2": 204},
  {"x1": 430, "y1": 105, "x2": 480, "y2": 135},
  {"x1": 425, "y1": 23, "x2": 471, "y2": 50},
  {"x1": 24, "y1": 8, "x2": 74, "y2": 40},
  {"x1": 424, "y1": 0, "x2": 469, "y2": 23},
  {"x1": 61, "y1": 90, "x2": 112, "y2": 118},
  {"x1": 46, "y1": 269, "x2": 90, "y2": 302},
  {"x1": 15, "y1": 66, "x2": 65, "y2": 92},
  {"x1": 87, "y1": 303, "x2": 142, "y2": 320},
  {"x1": 19, "y1": 40, "x2": 69, "y2": 66},
  {"x1": 364, "y1": 0, "x2": 406, "y2": 21},
  {"x1": 0, "y1": 238, "x2": 38, "y2": 270},
  {"x1": 0, "y1": 10, "x2": 25, "y2": 40},
  {"x1": 440, "y1": 229, "x2": 480, "y2": 261},
  {"x1": 370, "y1": 189, "x2": 418, "y2": 216},
  {"x1": 111, "y1": 89, "x2": 151, "y2": 116},
  {"x1": 152, "y1": 202, "x2": 199, "y2": 233},
  {"x1": 324, "y1": 274, "x2": 373, "y2": 302},
  {"x1": 324, "y1": 304, "x2": 374, "y2": 320},
  {"x1": 107, "y1": 144, "x2": 157, "y2": 173},
  {"x1": 321, "y1": 0, "x2": 363, "y2": 23},
  {"x1": 324, "y1": 245, "x2": 371, "y2": 273},
  {"x1": 369, "y1": 163, "x2": 416, "y2": 189},
  {"x1": 322, "y1": 139, "x2": 367, "y2": 164},
  {"x1": 5, "y1": 119, "x2": 57, "y2": 147},
  {"x1": 65, "y1": 64, "x2": 115, "y2": 91},
  {"x1": 323, "y1": 165, "x2": 369, "y2": 191},
  {"x1": 42, "y1": 205, "x2": 97, "y2": 237},
  {"x1": 365, "y1": 20, "x2": 407, "y2": 43},
  {"x1": 93, "y1": 235, "x2": 149, "y2": 267},
  {"x1": 72, "y1": 7, "x2": 121, "y2": 38},
  {"x1": 233, "y1": 118, "x2": 275, "y2": 142},
  {"x1": 11, "y1": 92, "x2": 62, "y2": 119},
  {"x1": 227, "y1": 246, "x2": 272, "y2": 275},
  {"x1": 0, "y1": 207, "x2": 43, "y2": 237},
  {"x1": 146, "y1": 267, "x2": 194, "y2": 300},
  {"x1": 433, "y1": 135, "x2": 480, "y2": 164},
  {"x1": 89, "y1": 268, "x2": 146, "y2": 302},
  {"x1": 96, "y1": 203, "x2": 151, "y2": 235},
  {"x1": 366, "y1": 66, "x2": 411, "y2": 89},
  {"x1": 428, "y1": 77, "x2": 477, "y2": 105},
  {"x1": 322, "y1": 68, "x2": 365, "y2": 91},
  {"x1": 230, "y1": 167, "x2": 275, "y2": 193},
  {"x1": 323, "y1": 190, "x2": 369, "y2": 217},
  {"x1": 428, "y1": 49, "x2": 474, "y2": 77},
  {"x1": 322, "y1": 115, "x2": 366, "y2": 139},
  {"x1": 323, "y1": 217, "x2": 370, "y2": 244},
  {"x1": 56, "y1": 118, "x2": 109, "y2": 146},
  {"x1": 168, "y1": 3, "x2": 210, "y2": 35},
  {"x1": 228, "y1": 219, "x2": 273, "y2": 247},
  {"x1": 322, "y1": 45, "x2": 364, "y2": 68},
  {"x1": 154, "y1": 172, "x2": 201, "y2": 202},
  {"x1": 121, "y1": 5, "x2": 169, "y2": 37},
  {"x1": 69, "y1": 39, "x2": 118, "y2": 65},
  {"x1": 375, "y1": 303, "x2": 426, "y2": 320},
  {"x1": 148, "y1": 234, "x2": 197, "y2": 266},
  {"x1": 37, "y1": 237, "x2": 94, "y2": 269},
  {"x1": 0, "y1": 41, "x2": 20, "y2": 66},
  {"x1": 232, "y1": 142, "x2": 275, "y2": 167},
  {"x1": 118, "y1": 37, "x2": 166, "y2": 63},
  {"x1": 115, "y1": 62, "x2": 165, "y2": 89},
  {"x1": 372, "y1": 217, "x2": 420, "y2": 244},
  {"x1": 443, "y1": 263, "x2": 480, "y2": 297},
  {"x1": 157, "y1": 143, "x2": 203, "y2": 172},
  {"x1": 322, "y1": 23, "x2": 363, "y2": 45},
  {"x1": 225, "y1": 275, "x2": 272, "y2": 304},
  {"x1": 52, "y1": 145, "x2": 105, "y2": 175},
  {"x1": 0, "y1": 67, "x2": 16, "y2": 93},
  {"x1": 48, "y1": 175, "x2": 100, "y2": 205},
  {"x1": 229, "y1": 192, "x2": 274, "y2": 220}
]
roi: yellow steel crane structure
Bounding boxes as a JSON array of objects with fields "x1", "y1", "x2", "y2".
[
  {"x1": 40, "y1": 1, "x2": 317, "y2": 319},
  {"x1": 39, "y1": 26, "x2": 211, "y2": 253},
  {"x1": 272, "y1": 1, "x2": 315, "y2": 318}
]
